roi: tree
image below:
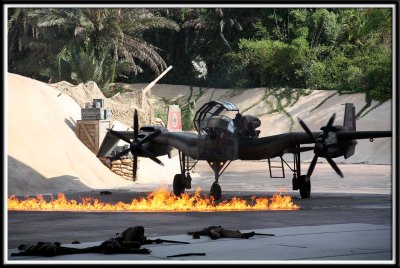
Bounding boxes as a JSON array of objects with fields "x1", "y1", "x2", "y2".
[
  {"x1": 8, "y1": 8, "x2": 179, "y2": 88},
  {"x1": 180, "y1": 8, "x2": 260, "y2": 86}
]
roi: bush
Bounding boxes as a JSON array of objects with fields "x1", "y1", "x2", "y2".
[
  {"x1": 214, "y1": 39, "x2": 308, "y2": 88},
  {"x1": 359, "y1": 45, "x2": 392, "y2": 102},
  {"x1": 304, "y1": 43, "x2": 391, "y2": 103}
]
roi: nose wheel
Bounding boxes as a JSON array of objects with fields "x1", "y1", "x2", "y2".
[
  {"x1": 210, "y1": 183, "x2": 222, "y2": 200},
  {"x1": 207, "y1": 160, "x2": 231, "y2": 201}
]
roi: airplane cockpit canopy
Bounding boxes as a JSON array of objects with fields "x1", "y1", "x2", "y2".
[{"x1": 193, "y1": 101, "x2": 239, "y2": 136}]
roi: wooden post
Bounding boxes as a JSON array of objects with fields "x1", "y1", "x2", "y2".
[
  {"x1": 139, "y1": 66, "x2": 173, "y2": 124},
  {"x1": 142, "y1": 66, "x2": 173, "y2": 95}
]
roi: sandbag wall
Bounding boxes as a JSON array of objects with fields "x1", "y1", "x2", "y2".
[{"x1": 110, "y1": 156, "x2": 137, "y2": 181}]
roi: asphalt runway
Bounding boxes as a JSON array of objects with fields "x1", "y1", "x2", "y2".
[{"x1": 6, "y1": 162, "x2": 394, "y2": 262}]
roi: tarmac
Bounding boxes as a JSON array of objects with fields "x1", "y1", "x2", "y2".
[
  {"x1": 5, "y1": 162, "x2": 396, "y2": 264},
  {"x1": 8, "y1": 223, "x2": 392, "y2": 263}
]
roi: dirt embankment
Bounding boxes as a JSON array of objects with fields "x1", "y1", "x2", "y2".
[
  {"x1": 49, "y1": 81, "x2": 154, "y2": 128},
  {"x1": 7, "y1": 73, "x2": 178, "y2": 195}
]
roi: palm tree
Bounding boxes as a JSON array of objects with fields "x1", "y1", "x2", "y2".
[{"x1": 8, "y1": 8, "x2": 180, "y2": 87}]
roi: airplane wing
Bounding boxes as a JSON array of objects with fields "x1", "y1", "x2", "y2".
[
  {"x1": 98, "y1": 128, "x2": 391, "y2": 160},
  {"x1": 97, "y1": 129, "x2": 201, "y2": 159},
  {"x1": 336, "y1": 131, "x2": 392, "y2": 140},
  {"x1": 96, "y1": 131, "x2": 135, "y2": 158},
  {"x1": 238, "y1": 130, "x2": 391, "y2": 160},
  {"x1": 154, "y1": 131, "x2": 199, "y2": 156}
]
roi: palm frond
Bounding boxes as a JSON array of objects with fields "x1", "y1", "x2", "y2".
[{"x1": 122, "y1": 36, "x2": 167, "y2": 74}]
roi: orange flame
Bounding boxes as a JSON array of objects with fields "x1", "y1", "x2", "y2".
[{"x1": 8, "y1": 188, "x2": 300, "y2": 212}]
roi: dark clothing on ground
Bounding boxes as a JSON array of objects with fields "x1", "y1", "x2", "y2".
[
  {"x1": 11, "y1": 226, "x2": 152, "y2": 257},
  {"x1": 188, "y1": 226, "x2": 255, "y2": 240},
  {"x1": 11, "y1": 239, "x2": 150, "y2": 257}
]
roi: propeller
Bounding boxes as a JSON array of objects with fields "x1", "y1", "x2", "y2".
[
  {"x1": 297, "y1": 113, "x2": 343, "y2": 178},
  {"x1": 108, "y1": 109, "x2": 164, "y2": 180}
]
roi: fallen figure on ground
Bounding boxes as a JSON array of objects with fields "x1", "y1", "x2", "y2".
[
  {"x1": 187, "y1": 226, "x2": 275, "y2": 240},
  {"x1": 11, "y1": 226, "x2": 155, "y2": 257},
  {"x1": 10, "y1": 240, "x2": 150, "y2": 257}
]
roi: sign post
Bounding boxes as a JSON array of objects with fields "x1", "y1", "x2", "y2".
[{"x1": 167, "y1": 105, "x2": 182, "y2": 132}]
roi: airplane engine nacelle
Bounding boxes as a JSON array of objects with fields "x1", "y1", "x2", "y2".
[
  {"x1": 325, "y1": 140, "x2": 357, "y2": 159},
  {"x1": 317, "y1": 130, "x2": 357, "y2": 160},
  {"x1": 344, "y1": 143, "x2": 356, "y2": 159},
  {"x1": 140, "y1": 126, "x2": 172, "y2": 157}
]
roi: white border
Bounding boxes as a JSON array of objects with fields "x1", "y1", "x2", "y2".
[
  {"x1": 3, "y1": 3, "x2": 397, "y2": 8},
  {"x1": 3, "y1": 3, "x2": 397, "y2": 265}
]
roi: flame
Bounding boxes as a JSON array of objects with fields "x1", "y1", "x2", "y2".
[{"x1": 8, "y1": 188, "x2": 300, "y2": 212}]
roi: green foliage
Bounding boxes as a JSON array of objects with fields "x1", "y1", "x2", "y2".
[
  {"x1": 8, "y1": 8, "x2": 179, "y2": 88},
  {"x1": 209, "y1": 7, "x2": 391, "y2": 104},
  {"x1": 308, "y1": 9, "x2": 340, "y2": 47},
  {"x1": 154, "y1": 107, "x2": 168, "y2": 126},
  {"x1": 216, "y1": 38, "x2": 308, "y2": 88},
  {"x1": 7, "y1": 7, "x2": 392, "y2": 104},
  {"x1": 304, "y1": 43, "x2": 391, "y2": 104},
  {"x1": 359, "y1": 45, "x2": 392, "y2": 102},
  {"x1": 181, "y1": 103, "x2": 196, "y2": 131}
]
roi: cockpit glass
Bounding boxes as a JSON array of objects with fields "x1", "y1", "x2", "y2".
[
  {"x1": 227, "y1": 119, "x2": 235, "y2": 133},
  {"x1": 194, "y1": 101, "x2": 239, "y2": 133}
]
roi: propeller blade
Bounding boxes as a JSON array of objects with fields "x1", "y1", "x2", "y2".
[
  {"x1": 134, "y1": 109, "x2": 139, "y2": 142},
  {"x1": 133, "y1": 154, "x2": 138, "y2": 180},
  {"x1": 307, "y1": 154, "x2": 319, "y2": 177},
  {"x1": 141, "y1": 148, "x2": 165, "y2": 166},
  {"x1": 297, "y1": 118, "x2": 317, "y2": 143},
  {"x1": 109, "y1": 148, "x2": 131, "y2": 161},
  {"x1": 325, "y1": 156, "x2": 343, "y2": 178},
  {"x1": 139, "y1": 130, "x2": 162, "y2": 145},
  {"x1": 108, "y1": 130, "x2": 131, "y2": 144}
]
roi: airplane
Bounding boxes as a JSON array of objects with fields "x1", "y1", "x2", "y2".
[{"x1": 96, "y1": 100, "x2": 392, "y2": 200}]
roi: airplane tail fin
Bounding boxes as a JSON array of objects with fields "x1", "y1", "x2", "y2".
[{"x1": 343, "y1": 103, "x2": 356, "y2": 131}]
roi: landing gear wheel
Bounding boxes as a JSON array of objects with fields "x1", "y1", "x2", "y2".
[
  {"x1": 299, "y1": 175, "x2": 311, "y2": 198},
  {"x1": 210, "y1": 183, "x2": 222, "y2": 200},
  {"x1": 173, "y1": 174, "x2": 185, "y2": 196}
]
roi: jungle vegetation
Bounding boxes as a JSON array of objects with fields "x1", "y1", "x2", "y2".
[{"x1": 8, "y1": 7, "x2": 392, "y2": 105}]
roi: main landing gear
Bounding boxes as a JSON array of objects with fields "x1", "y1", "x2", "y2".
[
  {"x1": 172, "y1": 151, "x2": 231, "y2": 201},
  {"x1": 282, "y1": 145, "x2": 311, "y2": 198},
  {"x1": 173, "y1": 151, "x2": 197, "y2": 196},
  {"x1": 292, "y1": 174, "x2": 311, "y2": 198}
]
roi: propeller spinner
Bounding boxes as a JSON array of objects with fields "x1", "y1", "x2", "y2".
[
  {"x1": 108, "y1": 110, "x2": 164, "y2": 180},
  {"x1": 297, "y1": 113, "x2": 343, "y2": 178}
]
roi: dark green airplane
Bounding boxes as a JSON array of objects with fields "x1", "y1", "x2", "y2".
[{"x1": 97, "y1": 101, "x2": 391, "y2": 200}]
